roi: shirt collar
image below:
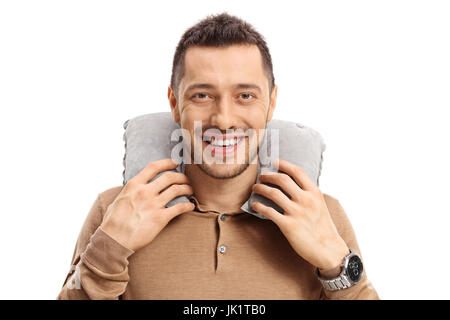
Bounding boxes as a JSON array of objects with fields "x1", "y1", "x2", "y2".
[{"x1": 188, "y1": 194, "x2": 246, "y2": 216}]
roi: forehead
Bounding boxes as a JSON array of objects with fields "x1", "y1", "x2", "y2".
[{"x1": 182, "y1": 44, "x2": 266, "y2": 88}]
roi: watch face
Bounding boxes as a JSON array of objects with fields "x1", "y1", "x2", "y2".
[{"x1": 347, "y1": 255, "x2": 363, "y2": 282}]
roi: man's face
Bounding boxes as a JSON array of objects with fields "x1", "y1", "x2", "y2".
[{"x1": 168, "y1": 44, "x2": 277, "y2": 179}]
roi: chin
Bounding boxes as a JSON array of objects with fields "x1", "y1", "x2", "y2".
[{"x1": 198, "y1": 161, "x2": 250, "y2": 180}]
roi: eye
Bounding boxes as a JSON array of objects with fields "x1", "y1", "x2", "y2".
[
  {"x1": 192, "y1": 93, "x2": 210, "y2": 100},
  {"x1": 239, "y1": 93, "x2": 255, "y2": 100}
]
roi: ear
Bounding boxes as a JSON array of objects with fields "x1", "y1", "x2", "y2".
[
  {"x1": 266, "y1": 84, "x2": 278, "y2": 123},
  {"x1": 168, "y1": 86, "x2": 180, "y2": 123}
]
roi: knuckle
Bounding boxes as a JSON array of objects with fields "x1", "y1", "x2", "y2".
[
  {"x1": 173, "y1": 203, "x2": 189, "y2": 215},
  {"x1": 161, "y1": 171, "x2": 176, "y2": 183},
  {"x1": 160, "y1": 158, "x2": 177, "y2": 170},
  {"x1": 170, "y1": 184, "x2": 182, "y2": 193},
  {"x1": 280, "y1": 173, "x2": 291, "y2": 184},
  {"x1": 179, "y1": 202, "x2": 192, "y2": 212},
  {"x1": 264, "y1": 205, "x2": 275, "y2": 215},
  {"x1": 267, "y1": 187, "x2": 279, "y2": 197},
  {"x1": 152, "y1": 210, "x2": 168, "y2": 224},
  {"x1": 134, "y1": 186, "x2": 147, "y2": 200},
  {"x1": 302, "y1": 193, "x2": 313, "y2": 205},
  {"x1": 177, "y1": 175, "x2": 187, "y2": 185},
  {"x1": 164, "y1": 157, "x2": 177, "y2": 164},
  {"x1": 140, "y1": 164, "x2": 157, "y2": 178},
  {"x1": 275, "y1": 189, "x2": 285, "y2": 199},
  {"x1": 179, "y1": 184, "x2": 193, "y2": 195},
  {"x1": 295, "y1": 166, "x2": 305, "y2": 176},
  {"x1": 146, "y1": 162, "x2": 158, "y2": 172},
  {"x1": 187, "y1": 201, "x2": 195, "y2": 210},
  {"x1": 142, "y1": 198, "x2": 158, "y2": 211},
  {"x1": 287, "y1": 201, "x2": 299, "y2": 213},
  {"x1": 171, "y1": 171, "x2": 185, "y2": 182},
  {"x1": 124, "y1": 179, "x2": 137, "y2": 192},
  {"x1": 174, "y1": 173, "x2": 189, "y2": 185},
  {"x1": 124, "y1": 178, "x2": 133, "y2": 187}
]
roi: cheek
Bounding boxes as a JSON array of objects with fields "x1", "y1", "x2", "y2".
[
  {"x1": 244, "y1": 103, "x2": 270, "y2": 124},
  {"x1": 180, "y1": 110, "x2": 209, "y2": 134},
  {"x1": 180, "y1": 107, "x2": 207, "y2": 122},
  {"x1": 250, "y1": 116, "x2": 270, "y2": 138}
]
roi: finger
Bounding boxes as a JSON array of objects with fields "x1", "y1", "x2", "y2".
[
  {"x1": 252, "y1": 183, "x2": 293, "y2": 213},
  {"x1": 132, "y1": 158, "x2": 180, "y2": 185},
  {"x1": 149, "y1": 171, "x2": 190, "y2": 194},
  {"x1": 258, "y1": 172, "x2": 305, "y2": 201},
  {"x1": 273, "y1": 158, "x2": 317, "y2": 191},
  {"x1": 157, "y1": 183, "x2": 193, "y2": 206},
  {"x1": 251, "y1": 201, "x2": 285, "y2": 226},
  {"x1": 164, "y1": 201, "x2": 195, "y2": 221}
]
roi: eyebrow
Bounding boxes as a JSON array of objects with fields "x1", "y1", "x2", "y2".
[{"x1": 184, "y1": 83, "x2": 262, "y2": 94}]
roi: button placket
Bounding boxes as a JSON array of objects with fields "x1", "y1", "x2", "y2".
[
  {"x1": 216, "y1": 213, "x2": 231, "y2": 272},
  {"x1": 218, "y1": 215, "x2": 227, "y2": 255},
  {"x1": 218, "y1": 216, "x2": 227, "y2": 254}
]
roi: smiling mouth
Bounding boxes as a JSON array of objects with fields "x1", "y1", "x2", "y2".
[
  {"x1": 201, "y1": 135, "x2": 247, "y2": 156},
  {"x1": 202, "y1": 135, "x2": 245, "y2": 147}
]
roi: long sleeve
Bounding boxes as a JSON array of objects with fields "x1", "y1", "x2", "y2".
[
  {"x1": 56, "y1": 192, "x2": 135, "y2": 300},
  {"x1": 318, "y1": 195, "x2": 380, "y2": 300}
]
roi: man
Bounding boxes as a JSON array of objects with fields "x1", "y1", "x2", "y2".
[{"x1": 57, "y1": 12, "x2": 379, "y2": 300}]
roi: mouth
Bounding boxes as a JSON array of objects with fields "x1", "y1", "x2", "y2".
[{"x1": 202, "y1": 135, "x2": 246, "y2": 155}]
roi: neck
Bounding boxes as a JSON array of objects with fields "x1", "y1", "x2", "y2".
[{"x1": 185, "y1": 162, "x2": 258, "y2": 214}]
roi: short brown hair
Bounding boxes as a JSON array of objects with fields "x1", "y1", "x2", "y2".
[{"x1": 170, "y1": 12, "x2": 275, "y2": 99}]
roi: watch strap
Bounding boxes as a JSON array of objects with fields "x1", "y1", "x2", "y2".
[
  {"x1": 315, "y1": 247, "x2": 360, "y2": 291},
  {"x1": 315, "y1": 270, "x2": 353, "y2": 291}
]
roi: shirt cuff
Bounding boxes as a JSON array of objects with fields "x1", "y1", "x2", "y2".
[{"x1": 81, "y1": 227, "x2": 135, "y2": 275}]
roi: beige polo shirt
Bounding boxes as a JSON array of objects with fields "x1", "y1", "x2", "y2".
[{"x1": 57, "y1": 185, "x2": 380, "y2": 300}]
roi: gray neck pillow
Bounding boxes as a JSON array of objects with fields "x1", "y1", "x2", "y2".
[{"x1": 122, "y1": 112, "x2": 326, "y2": 220}]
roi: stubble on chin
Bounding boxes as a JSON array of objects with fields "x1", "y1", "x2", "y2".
[
  {"x1": 197, "y1": 161, "x2": 249, "y2": 179},
  {"x1": 195, "y1": 144, "x2": 259, "y2": 180}
]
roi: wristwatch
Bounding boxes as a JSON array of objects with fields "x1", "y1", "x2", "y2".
[{"x1": 315, "y1": 248, "x2": 364, "y2": 291}]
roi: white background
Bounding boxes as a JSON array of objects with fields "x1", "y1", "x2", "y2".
[{"x1": 0, "y1": 0, "x2": 449, "y2": 300}]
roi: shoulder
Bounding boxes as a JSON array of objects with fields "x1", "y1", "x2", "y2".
[
  {"x1": 322, "y1": 192, "x2": 352, "y2": 232},
  {"x1": 322, "y1": 192, "x2": 341, "y2": 212},
  {"x1": 74, "y1": 185, "x2": 125, "y2": 251},
  {"x1": 97, "y1": 185, "x2": 124, "y2": 212}
]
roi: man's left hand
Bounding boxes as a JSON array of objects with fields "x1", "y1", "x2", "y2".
[{"x1": 251, "y1": 158, "x2": 350, "y2": 271}]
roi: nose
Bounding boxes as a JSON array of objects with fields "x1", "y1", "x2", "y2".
[{"x1": 209, "y1": 97, "x2": 236, "y2": 131}]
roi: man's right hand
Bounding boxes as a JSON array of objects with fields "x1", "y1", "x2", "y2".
[{"x1": 99, "y1": 158, "x2": 195, "y2": 252}]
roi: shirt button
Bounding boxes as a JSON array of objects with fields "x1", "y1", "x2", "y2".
[
  {"x1": 219, "y1": 245, "x2": 227, "y2": 254},
  {"x1": 220, "y1": 214, "x2": 227, "y2": 221}
]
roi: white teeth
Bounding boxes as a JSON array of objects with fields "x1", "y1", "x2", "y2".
[
  {"x1": 203, "y1": 136, "x2": 244, "y2": 147},
  {"x1": 212, "y1": 139, "x2": 225, "y2": 146}
]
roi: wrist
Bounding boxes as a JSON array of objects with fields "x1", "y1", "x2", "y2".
[
  {"x1": 315, "y1": 247, "x2": 364, "y2": 291},
  {"x1": 100, "y1": 221, "x2": 134, "y2": 251},
  {"x1": 318, "y1": 264, "x2": 342, "y2": 279},
  {"x1": 318, "y1": 241, "x2": 350, "y2": 271}
]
